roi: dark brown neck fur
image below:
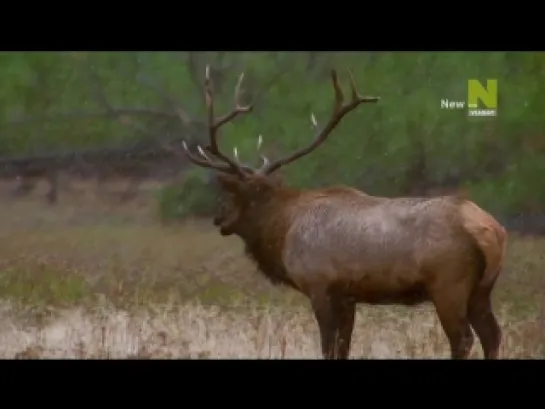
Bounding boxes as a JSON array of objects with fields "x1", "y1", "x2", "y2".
[{"x1": 235, "y1": 186, "x2": 301, "y2": 288}]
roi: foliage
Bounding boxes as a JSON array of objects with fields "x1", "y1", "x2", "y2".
[
  {"x1": 157, "y1": 168, "x2": 218, "y2": 222},
  {"x1": 1, "y1": 51, "x2": 544, "y2": 217}
]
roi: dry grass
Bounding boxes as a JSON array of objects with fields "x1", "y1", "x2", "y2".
[
  {"x1": 3, "y1": 302, "x2": 544, "y2": 359},
  {"x1": 0, "y1": 183, "x2": 543, "y2": 359}
]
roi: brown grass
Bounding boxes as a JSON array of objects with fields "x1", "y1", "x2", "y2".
[{"x1": 0, "y1": 183, "x2": 543, "y2": 359}]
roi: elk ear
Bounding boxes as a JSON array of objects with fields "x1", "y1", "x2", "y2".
[{"x1": 216, "y1": 173, "x2": 243, "y2": 194}]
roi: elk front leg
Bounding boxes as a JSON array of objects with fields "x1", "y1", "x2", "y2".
[{"x1": 310, "y1": 293, "x2": 355, "y2": 359}]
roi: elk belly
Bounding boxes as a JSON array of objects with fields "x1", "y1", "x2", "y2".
[
  {"x1": 328, "y1": 254, "x2": 428, "y2": 305},
  {"x1": 347, "y1": 269, "x2": 429, "y2": 305}
]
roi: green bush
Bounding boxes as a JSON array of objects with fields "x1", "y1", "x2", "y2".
[{"x1": 157, "y1": 168, "x2": 218, "y2": 222}]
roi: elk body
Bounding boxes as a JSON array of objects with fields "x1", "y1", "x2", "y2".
[{"x1": 174, "y1": 66, "x2": 508, "y2": 359}]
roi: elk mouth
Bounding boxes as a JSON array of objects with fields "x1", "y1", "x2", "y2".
[
  {"x1": 213, "y1": 215, "x2": 223, "y2": 227},
  {"x1": 217, "y1": 219, "x2": 236, "y2": 236},
  {"x1": 219, "y1": 225, "x2": 234, "y2": 236},
  {"x1": 213, "y1": 214, "x2": 236, "y2": 236}
]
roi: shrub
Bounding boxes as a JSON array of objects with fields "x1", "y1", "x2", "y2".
[{"x1": 157, "y1": 168, "x2": 218, "y2": 222}]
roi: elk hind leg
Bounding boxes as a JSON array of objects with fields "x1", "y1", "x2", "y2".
[
  {"x1": 430, "y1": 282, "x2": 475, "y2": 359},
  {"x1": 468, "y1": 286, "x2": 501, "y2": 359},
  {"x1": 310, "y1": 293, "x2": 355, "y2": 359}
]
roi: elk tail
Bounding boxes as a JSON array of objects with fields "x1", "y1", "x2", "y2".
[{"x1": 459, "y1": 200, "x2": 508, "y2": 289}]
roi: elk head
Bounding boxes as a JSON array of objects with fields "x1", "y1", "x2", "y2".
[{"x1": 170, "y1": 65, "x2": 379, "y2": 237}]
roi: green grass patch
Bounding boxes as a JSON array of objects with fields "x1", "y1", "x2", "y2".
[{"x1": 0, "y1": 266, "x2": 93, "y2": 307}]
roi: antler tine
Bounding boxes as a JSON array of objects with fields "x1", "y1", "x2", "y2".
[
  {"x1": 212, "y1": 72, "x2": 253, "y2": 129},
  {"x1": 230, "y1": 145, "x2": 262, "y2": 170},
  {"x1": 347, "y1": 70, "x2": 359, "y2": 102},
  {"x1": 347, "y1": 69, "x2": 380, "y2": 103},
  {"x1": 198, "y1": 145, "x2": 213, "y2": 162},
  {"x1": 204, "y1": 65, "x2": 215, "y2": 146},
  {"x1": 310, "y1": 113, "x2": 318, "y2": 127},
  {"x1": 258, "y1": 153, "x2": 270, "y2": 169},
  {"x1": 331, "y1": 70, "x2": 344, "y2": 110},
  {"x1": 259, "y1": 69, "x2": 379, "y2": 175},
  {"x1": 255, "y1": 134, "x2": 271, "y2": 172}
]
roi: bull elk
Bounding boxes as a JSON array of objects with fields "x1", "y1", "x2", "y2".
[{"x1": 174, "y1": 66, "x2": 508, "y2": 359}]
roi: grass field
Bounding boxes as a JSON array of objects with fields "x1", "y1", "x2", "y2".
[{"x1": 0, "y1": 182, "x2": 543, "y2": 359}]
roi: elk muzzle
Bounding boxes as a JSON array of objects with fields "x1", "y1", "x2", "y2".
[
  {"x1": 213, "y1": 215, "x2": 223, "y2": 227},
  {"x1": 213, "y1": 208, "x2": 240, "y2": 236}
]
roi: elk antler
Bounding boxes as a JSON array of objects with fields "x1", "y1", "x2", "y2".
[
  {"x1": 183, "y1": 66, "x2": 253, "y2": 178},
  {"x1": 258, "y1": 70, "x2": 379, "y2": 175},
  {"x1": 174, "y1": 65, "x2": 254, "y2": 178}
]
